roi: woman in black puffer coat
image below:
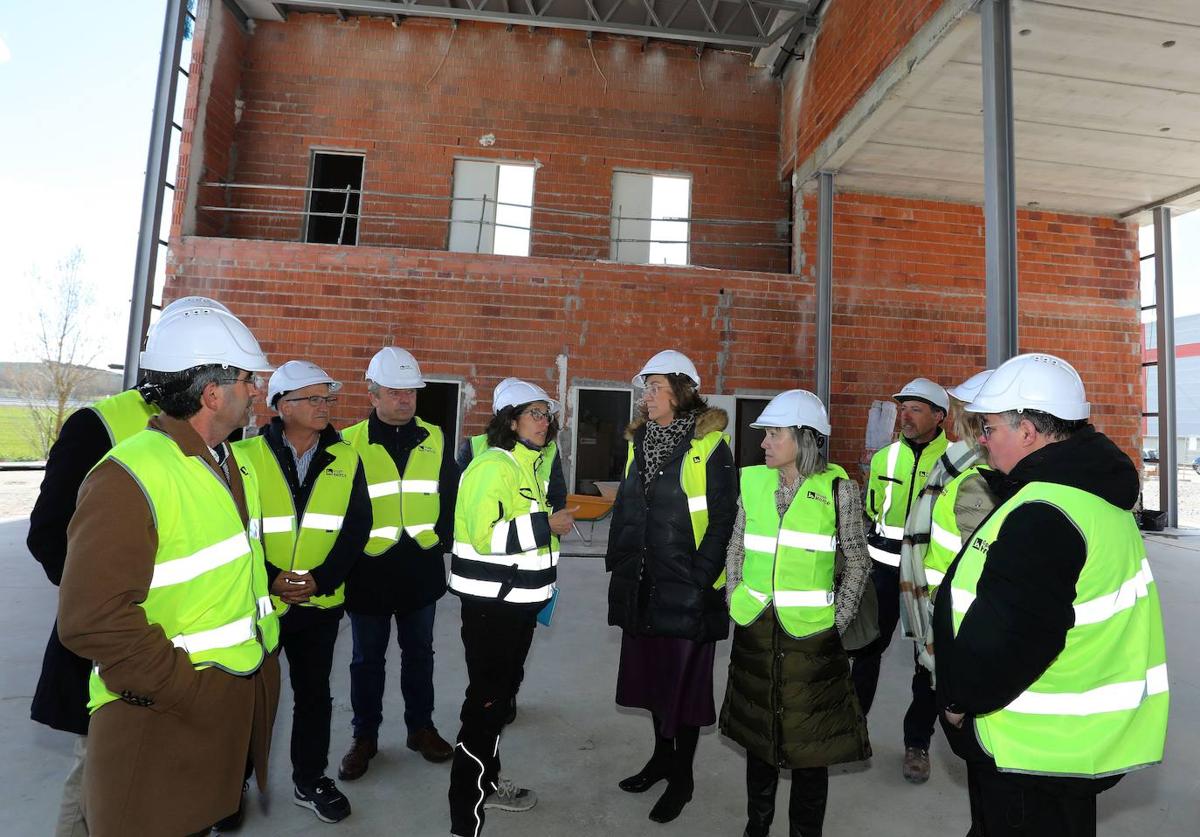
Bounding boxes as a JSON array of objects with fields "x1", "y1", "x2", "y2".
[{"x1": 605, "y1": 350, "x2": 736, "y2": 826}]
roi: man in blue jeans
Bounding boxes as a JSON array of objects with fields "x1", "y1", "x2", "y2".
[{"x1": 339, "y1": 348, "x2": 460, "y2": 779}]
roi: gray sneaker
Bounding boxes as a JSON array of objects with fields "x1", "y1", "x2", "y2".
[{"x1": 484, "y1": 777, "x2": 537, "y2": 812}]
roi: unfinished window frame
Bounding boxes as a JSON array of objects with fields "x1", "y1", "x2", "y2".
[
  {"x1": 448, "y1": 157, "x2": 537, "y2": 257},
  {"x1": 304, "y1": 148, "x2": 366, "y2": 246},
  {"x1": 609, "y1": 169, "x2": 693, "y2": 266}
]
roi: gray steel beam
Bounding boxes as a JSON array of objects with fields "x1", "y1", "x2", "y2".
[
  {"x1": 124, "y1": 0, "x2": 187, "y2": 388},
  {"x1": 816, "y1": 171, "x2": 834, "y2": 409},
  {"x1": 980, "y1": 0, "x2": 1017, "y2": 367},
  {"x1": 1153, "y1": 206, "x2": 1178, "y2": 528},
  {"x1": 276, "y1": 0, "x2": 795, "y2": 47}
]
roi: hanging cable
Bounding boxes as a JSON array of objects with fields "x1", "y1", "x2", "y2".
[
  {"x1": 587, "y1": 36, "x2": 609, "y2": 94},
  {"x1": 424, "y1": 21, "x2": 458, "y2": 89}
]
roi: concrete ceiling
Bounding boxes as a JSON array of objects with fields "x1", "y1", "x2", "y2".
[{"x1": 832, "y1": 0, "x2": 1200, "y2": 222}]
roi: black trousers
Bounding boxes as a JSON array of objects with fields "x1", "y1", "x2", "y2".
[
  {"x1": 967, "y1": 761, "x2": 1098, "y2": 837},
  {"x1": 280, "y1": 605, "x2": 343, "y2": 788},
  {"x1": 745, "y1": 754, "x2": 828, "y2": 837},
  {"x1": 848, "y1": 560, "x2": 938, "y2": 749},
  {"x1": 448, "y1": 599, "x2": 537, "y2": 837}
]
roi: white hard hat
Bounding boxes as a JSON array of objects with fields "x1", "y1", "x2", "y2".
[
  {"x1": 947, "y1": 369, "x2": 994, "y2": 404},
  {"x1": 268, "y1": 360, "x2": 341, "y2": 409},
  {"x1": 632, "y1": 349, "x2": 701, "y2": 388},
  {"x1": 966, "y1": 353, "x2": 1090, "y2": 421},
  {"x1": 160, "y1": 296, "x2": 231, "y2": 318},
  {"x1": 750, "y1": 389, "x2": 831, "y2": 437},
  {"x1": 493, "y1": 378, "x2": 560, "y2": 415},
  {"x1": 893, "y1": 377, "x2": 949, "y2": 412},
  {"x1": 140, "y1": 306, "x2": 273, "y2": 373},
  {"x1": 365, "y1": 347, "x2": 426, "y2": 389}
]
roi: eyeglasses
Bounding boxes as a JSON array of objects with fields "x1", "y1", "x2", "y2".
[
  {"x1": 642, "y1": 384, "x2": 669, "y2": 398},
  {"x1": 218, "y1": 374, "x2": 266, "y2": 390},
  {"x1": 521, "y1": 408, "x2": 552, "y2": 422},
  {"x1": 981, "y1": 424, "x2": 1000, "y2": 440},
  {"x1": 282, "y1": 395, "x2": 338, "y2": 407}
]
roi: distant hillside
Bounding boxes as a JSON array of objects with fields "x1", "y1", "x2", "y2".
[{"x1": 0, "y1": 361, "x2": 123, "y2": 401}]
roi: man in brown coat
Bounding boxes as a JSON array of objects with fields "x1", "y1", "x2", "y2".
[{"x1": 58, "y1": 304, "x2": 281, "y2": 836}]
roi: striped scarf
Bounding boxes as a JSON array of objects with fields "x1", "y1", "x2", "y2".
[{"x1": 899, "y1": 440, "x2": 982, "y2": 677}]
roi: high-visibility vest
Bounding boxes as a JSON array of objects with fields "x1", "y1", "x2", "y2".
[
  {"x1": 232, "y1": 434, "x2": 360, "y2": 609},
  {"x1": 625, "y1": 430, "x2": 728, "y2": 549},
  {"x1": 449, "y1": 443, "x2": 558, "y2": 604},
  {"x1": 730, "y1": 464, "x2": 846, "y2": 638},
  {"x1": 89, "y1": 389, "x2": 157, "y2": 446},
  {"x1": 866, "y1": 432, "x2": 948, "y2": 566},
  {"x1": 87, "y1": 429, "x2": 279, "y2": 713},
  {"x1": 471, "y1": 433, "x2": 558, "y2": 499},
  {"x1": 342, "y1": 417, "x2": 443, "y2": 555},
  {"x1": 949, "y1": 481, "x2": 1169, "y2": 777},
  {"x1": 924, "y1": 465, "x2": 983, "y2": 590}
]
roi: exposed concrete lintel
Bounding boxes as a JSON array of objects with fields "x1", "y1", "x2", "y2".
[{"x1": 793, "y1": 0, "x2": 979, "y2": 189}]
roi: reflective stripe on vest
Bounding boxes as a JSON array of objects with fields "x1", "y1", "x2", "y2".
[
  {"x1": 949, "y1": 482, "x2": 1168, "y2": 777},
  {"x1": 87, "y1": 430, "x2": 277, "y2": 714},
  {"x1": 232, "y1": 434, "x2": 359, "y2": 609},
  {"x1": 89, "y1": 389, "x2": 157, "y2": 447},
  {"x1": 343, "y1": 417, "x2": 443, "y2": 554},
  {"x1": 729, "y1": 464, "x2": 845, "y2": 639}
]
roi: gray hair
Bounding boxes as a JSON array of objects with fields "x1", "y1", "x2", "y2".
[
  {"x1": 366, "y1": 380, "x2": 381, "y2": 395},
  {"x1": 143, "y1": 365, "x2": 237, "y2": 420},
  {"x1": 791, "y1": 426, "x2": 828, "y2": 479},
  {"x1": 998, "y1": 409, "x2": 1086, "y2": 441}
]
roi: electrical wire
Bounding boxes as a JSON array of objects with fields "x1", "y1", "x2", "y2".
[
  {"x1": 424, "y1": 22, "x2": 458, "y2": 89},
  {"x1": 588, "y1": 38, "x2": 609, "y2": 94}
]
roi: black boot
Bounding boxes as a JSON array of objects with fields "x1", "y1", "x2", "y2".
[
  {"x1": 649, "y1": 725, "x2": 697, "y2": 824},
  {"x1": 788, "y1": 766, "x2": 829, "y2": 837},
  {"x1": 743, "y1": 755, "x2": 779, "y2": 837},
  {"x1": 619, "y1": 715, "x2": 673, "y2": 793}
]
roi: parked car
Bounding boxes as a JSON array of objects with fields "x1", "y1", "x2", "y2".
[
  {"x1": 1193, "y1": 456, "x2": 1200, "y2": 475},
  {"x1": 1142, "y1": 449, "x2": 1159, "y2": 463}
]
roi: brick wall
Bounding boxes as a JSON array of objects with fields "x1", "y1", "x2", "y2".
[
  {"x1": 785, "y1": 0, "x2": 946, "y2": 171},
  {"x1": 796, "y1": 192, "x2": 1143, "y2": 468},
  {"x1": 187, "y1": 14, "x2": 789, "y2": 272}
]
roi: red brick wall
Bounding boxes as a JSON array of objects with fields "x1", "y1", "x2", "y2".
[
  {"x1": 165, "y1": 238, "x2": 812, "y2": 437},
  {"x1": 796, "y1": 192, "x2": 1143, "y2": 468},
  {"x1": 789, "y1": 0, "x2": 946, "y2": 169},
  {"x1": 193, "y1": 15, "x2": 788, "y2": 272},
  {"x1": 173, "y1": 0, "x2": 249, "y2": 238}
]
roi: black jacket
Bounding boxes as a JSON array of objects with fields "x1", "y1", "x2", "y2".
[
  {"x1": 456, "y1": 435, "x2": 568, "y2": 512},
  {"x1": 933, "y1": 425, "x2": 1138, "y2": 794},
  {"x1": 343, "y1": 411, "x2": 458, "y2": 615},
  {"x1": 605, "y1": 409, "x2": 736, "y2": 643},
  {"x1": 27, "y1": 407, "x2": 113, "y2": 735},
  {"x1": 255, "y1": 418, "x2": 370, "y2": 602}
]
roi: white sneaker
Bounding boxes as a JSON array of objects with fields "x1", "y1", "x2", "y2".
[{"x1": 484, "y1": 777, "x2": 537, "y2": 812}]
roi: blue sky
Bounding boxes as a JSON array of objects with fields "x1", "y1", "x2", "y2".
[{"x1": 0, "y1": 3, "x2": 1195, "y2": 370}]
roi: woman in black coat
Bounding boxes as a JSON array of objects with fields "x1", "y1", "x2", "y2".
[{"x1": 605, "y1": 349, "x2": 736, "y2": 825}]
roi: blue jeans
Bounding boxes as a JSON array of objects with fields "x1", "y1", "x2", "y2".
[{"x1": 349, "y1": 603, "x2": 438, "y2": 740}]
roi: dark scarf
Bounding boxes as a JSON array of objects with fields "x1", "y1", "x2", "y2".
[{"x1": 640, "y1": 411, "x2": 697, "y2": 488}]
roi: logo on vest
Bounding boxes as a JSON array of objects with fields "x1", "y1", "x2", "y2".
[
  {"x1": 805, "y1": 490, "x2": 831, "y2": 505},
  {"x1": 692, "y1": 455, "x2": 701, "y2": 464},
  {"x1": 325, "y1": 467, "x2": 346, "y2": 478},
  {"x1": 971, "y1": 535, "x2": 991, "y2": 555}
]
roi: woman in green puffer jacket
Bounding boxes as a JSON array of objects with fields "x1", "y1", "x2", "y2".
[{"x1": 720, "y1": 389, "x2": 872, "y2": 837}]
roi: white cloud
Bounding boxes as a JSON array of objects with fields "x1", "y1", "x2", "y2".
[{"x1": 0, "y1": 34, "x2": 11, "y2": 63}]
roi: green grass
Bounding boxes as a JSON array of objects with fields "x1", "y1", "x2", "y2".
[{"x1": 0, "y1": 404, "x2": 67, "y2": 461}]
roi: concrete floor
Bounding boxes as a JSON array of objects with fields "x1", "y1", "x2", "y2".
[{"x1": 3, "y1": 517, "x2": 1198, "y2": 836}]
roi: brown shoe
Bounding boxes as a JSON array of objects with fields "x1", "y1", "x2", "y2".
[
  {"x1": 406, "y1": 727, "x2": 454, "y2": 763},
  {"x1": 338, "y1": 737, "x2": 377, "y2": 781},
  {"x1": 902, "y1": 746, "x2": 930, "y2": 784}
]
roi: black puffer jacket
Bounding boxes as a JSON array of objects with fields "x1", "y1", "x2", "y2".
[{"x1": 605, "y1": 408, "x2": 736, "y2": 643}]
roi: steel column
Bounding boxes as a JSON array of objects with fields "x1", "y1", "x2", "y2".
[
  {"x1": 980, "y1": 0, "x2": 1018, "y2": 366},
  {"x1": 1153, "y1": 206, "x2": 1178, "y2": 528},
  {"x1": 123, "y1": 0, "x2": 187, "y2": 388},
  {"x1": 816, "y1": 171, "x2": 834, "y2": 409}
]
